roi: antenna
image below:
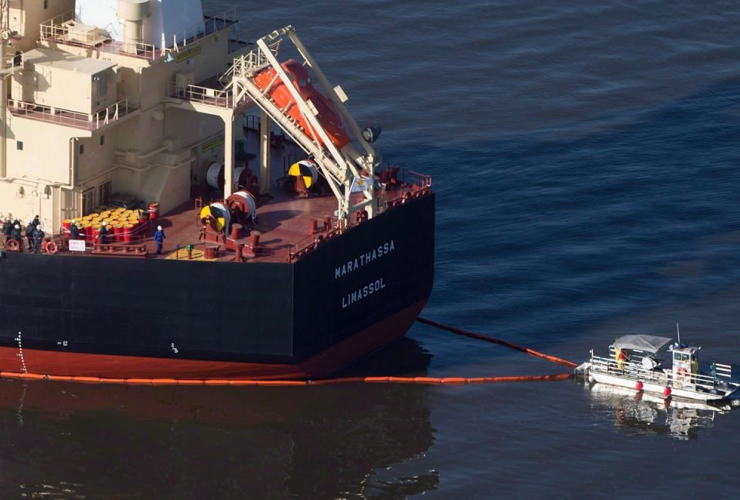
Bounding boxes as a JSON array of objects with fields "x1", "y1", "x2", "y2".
[{"x1": 676, "y1": 322, "x2": 681, "y2": 344}]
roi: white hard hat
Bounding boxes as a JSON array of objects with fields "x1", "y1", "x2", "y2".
[
  {"x1": 71, "y1": 219, "x2": 76, "y2": 224},
  {"x1": 102, "y1": 221, "x2": 107, "y2": 226},
  {"x1": 14, "y1": 224, "x2": 19, "y2": 229},
  {"x1": 157, "y1": 226, "x2": 162, "y2": 231},
  {"x1": 36, "y1": 225, "x2": 42, "y2": 230}
]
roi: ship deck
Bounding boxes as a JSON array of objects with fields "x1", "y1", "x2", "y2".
[{"x1": 35, "y1": 130, "x2": 430, "y2": 265}]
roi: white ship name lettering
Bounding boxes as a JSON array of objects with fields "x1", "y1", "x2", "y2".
[
  {"x1": 342, "y1": 278, "x2": 387, "y2": 309},
  {"x1": 335, "y1": 240, "x2": 395, "y2": 279}
]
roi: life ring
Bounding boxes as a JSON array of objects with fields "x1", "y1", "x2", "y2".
[
  {"x1": 676, "y1": 367, "x2": 689, "y2": 381},
  {"x1": 45, "y1": 240, "x2": 59, "y2": 254},
  {"x1": 5, "y1": 239, "x2": 20, "y2": 252}
]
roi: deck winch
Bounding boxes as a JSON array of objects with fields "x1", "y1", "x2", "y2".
[
  {"x1": 288, "y1": 159, "x2": 321, "y2": 196},
  {"x1": 199, "y1": 191, "x2": 258, "y2": 241}
]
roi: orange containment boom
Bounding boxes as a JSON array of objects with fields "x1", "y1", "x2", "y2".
[
  {"x1": 0, "y1": 317, "x2": 578, "y2": 386},
  {"x1": 416, "y1": 317, "x2": 578, "y2": 369},
  {"x1": 0, "y1": 371, "x2": 572, "y2": 386}
]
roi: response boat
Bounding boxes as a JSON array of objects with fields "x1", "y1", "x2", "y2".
[{"x1": 577, "y1": 334, "x2": 740, "y2": 402}]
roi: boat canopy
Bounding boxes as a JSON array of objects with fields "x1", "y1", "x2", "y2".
[{"x1": 612, "y1": 335, "x2": 672, "y2": 354}]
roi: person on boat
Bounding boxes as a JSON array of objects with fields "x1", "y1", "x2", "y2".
[
  {"x1": 98, "y1": 221, "x2": 109, "y2": 244},
  {"x1": 32, "y1": 225, "x2": 44, "y2": 254},
  {"x1": 25, "y1": 219, "x2": 36, "y2": 250},
  {"x1": 710, "y1": 363, "x2": 718, "y2": 386},
  {"x1": 154, "y1": 226, "x2": 166, "y2": 254},
  {"x1": 615, "y1": 347, "x2": 628, "y2": 370},
  {"x1": 69, "y1": 220, "x2": 80, "y2": 240}
]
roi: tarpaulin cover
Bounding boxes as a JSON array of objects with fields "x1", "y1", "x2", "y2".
[{"x1": 613, "y1": 335, "x2": 672, "y2": 353}]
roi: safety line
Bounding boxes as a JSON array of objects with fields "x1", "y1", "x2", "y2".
[{"x1": 416, "y1": 317, "x2": 578, "y2": 369}]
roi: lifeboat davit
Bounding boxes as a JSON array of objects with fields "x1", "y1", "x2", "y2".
[{"x1": 254, "y1": 59, "x2": 350, "y2": 149}]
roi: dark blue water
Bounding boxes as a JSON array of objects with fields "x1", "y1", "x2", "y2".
[{"x1": 4, "y1": 1, "x2": 740, "y2": 497}]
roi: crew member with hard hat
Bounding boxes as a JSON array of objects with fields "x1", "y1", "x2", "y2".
[
  {"x1": 98, "y1": 221, "x2": 109, "y2": 244},
  {"x1": 615, "y1": 347, "x2": 628, "y2": 371},
  {"x1": 10, "y1": 223, "x2": 21, "y2": 242},
  {"x1": 1, "y1": 217, "x2": 11, "y2": 242},
  {"x1": 154, "y1": 225, "x2": 166, "y2": 254},
  {"x1": 33, "y1": 225, "x2": 45, "y2": 254},
  {"x1": 69, "y1": 220, "x2": 80, "y2": 240},
  {"x1": 25, "y1": 219, "x2": 36, "y2": 250}
]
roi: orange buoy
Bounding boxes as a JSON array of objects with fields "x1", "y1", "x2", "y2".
[{"x1": 44, "y1": 240, "x2": 59, "y2": 254}]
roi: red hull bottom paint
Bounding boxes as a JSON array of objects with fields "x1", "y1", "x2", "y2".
[{"x1": 0, "y1": 300, "x2": 428, "y2": 380}]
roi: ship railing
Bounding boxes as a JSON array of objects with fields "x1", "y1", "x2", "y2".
[
  {"x1": 168, "y1": 82, "x2": 233, "y2": 109},
  {"x1": 39, "y1": 10, "x2": 114, "y2": 48},
  {"x1": 40, "y1": 9, "x2": 158, "y2": 61},
  {"x1": 229, "y1": 38, "x2": 283, "y2": 78},
  {"x1": 93, "y1": 99, "x2": 135, "y2": 128},
  {"x1": 590, "y1": 354, "x2": 733, "y2": 392},
  {"x1": 39, "y1": 10, "x2": 76, "y2": 40},
  {"x1": 381, "y1": 166, "x2": 433, "y2": 210},
  {"x1": 101, "y1": 40, "x2": 159, "y2": 61},
  {"x1": 287, "y1": 219, "x2": 341, "y2": 262},
  {"x1": 161, "y1": 7, "x2": 238, "y2": 55},
  {"x1": 40, "y1": 11, "x2": 159, "y2": 61},
  {"x1": 8, "y1": 98, "x2": 135, "y2": 131}
]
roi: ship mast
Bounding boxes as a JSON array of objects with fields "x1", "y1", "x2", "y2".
[{"x1": 0, "y1": 0, "x2": 9, "y2": 179}]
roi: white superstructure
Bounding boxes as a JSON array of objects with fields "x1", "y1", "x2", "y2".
[{"x1": 0, "y1": 0, "x2": 378, "y2": 232}]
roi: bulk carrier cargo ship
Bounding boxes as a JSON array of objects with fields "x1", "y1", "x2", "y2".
[{"x1": 0, "y1": 0, "x2": 434, "y2": 380}]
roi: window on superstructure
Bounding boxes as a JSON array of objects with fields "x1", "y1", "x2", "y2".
[
  {"x1": 16, "y1": 141, "x2": 23, "y2": 151},
  {"x1": 44, "y1": 0, "x2": 48, "y2": 9},
  {"x1": 80, "y1": 144, "x2": 85, "y2": 155},
  {"x1": 100, "y1": 135, "x2": 105, "y2": 146}
]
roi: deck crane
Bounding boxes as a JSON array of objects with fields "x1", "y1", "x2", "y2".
[{"x1": 223, "y1": 26, "x2": 382, "y2": 225}]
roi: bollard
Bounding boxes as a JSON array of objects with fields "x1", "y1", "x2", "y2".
[{"x1": 250, "y1": 231, "x2": 260, "y2": 248}]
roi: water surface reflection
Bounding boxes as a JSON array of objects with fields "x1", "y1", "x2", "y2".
[{"x1": 0, "y1": 339, "x2": 438, "y2": 499}]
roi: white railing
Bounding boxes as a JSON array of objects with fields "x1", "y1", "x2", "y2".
[
  {"x1": 93, "y1": 99, "x2": 133, "y2": 128},
  {"x1": 168, "y1": 82, "x2": 234, "y2": 109},
  {"x1": 162, "y1": 7, "x2": 238, "y2": 54},
  {"x1": 8, "y1": 98, "x2": 134, "y2": 130},
  {"x1": 591, "y1": 354, "x2": 733, "y2": 392},
  {"x1": 40, "y1": 10, "x2": 158, "y2": 61}
]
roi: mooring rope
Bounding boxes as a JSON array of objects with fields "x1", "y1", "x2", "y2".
[{"x1": 0, "y1": 317, "x2": 577, "y2": 385}]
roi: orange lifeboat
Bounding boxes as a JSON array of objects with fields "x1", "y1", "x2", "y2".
[{"x1": 254, "y1": 59, "x2": 350, "y2": 149}]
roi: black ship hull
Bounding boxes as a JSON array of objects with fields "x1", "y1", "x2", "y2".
[{"x1": 0, "y1": 194, "x2": 435, "y2": 380}]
